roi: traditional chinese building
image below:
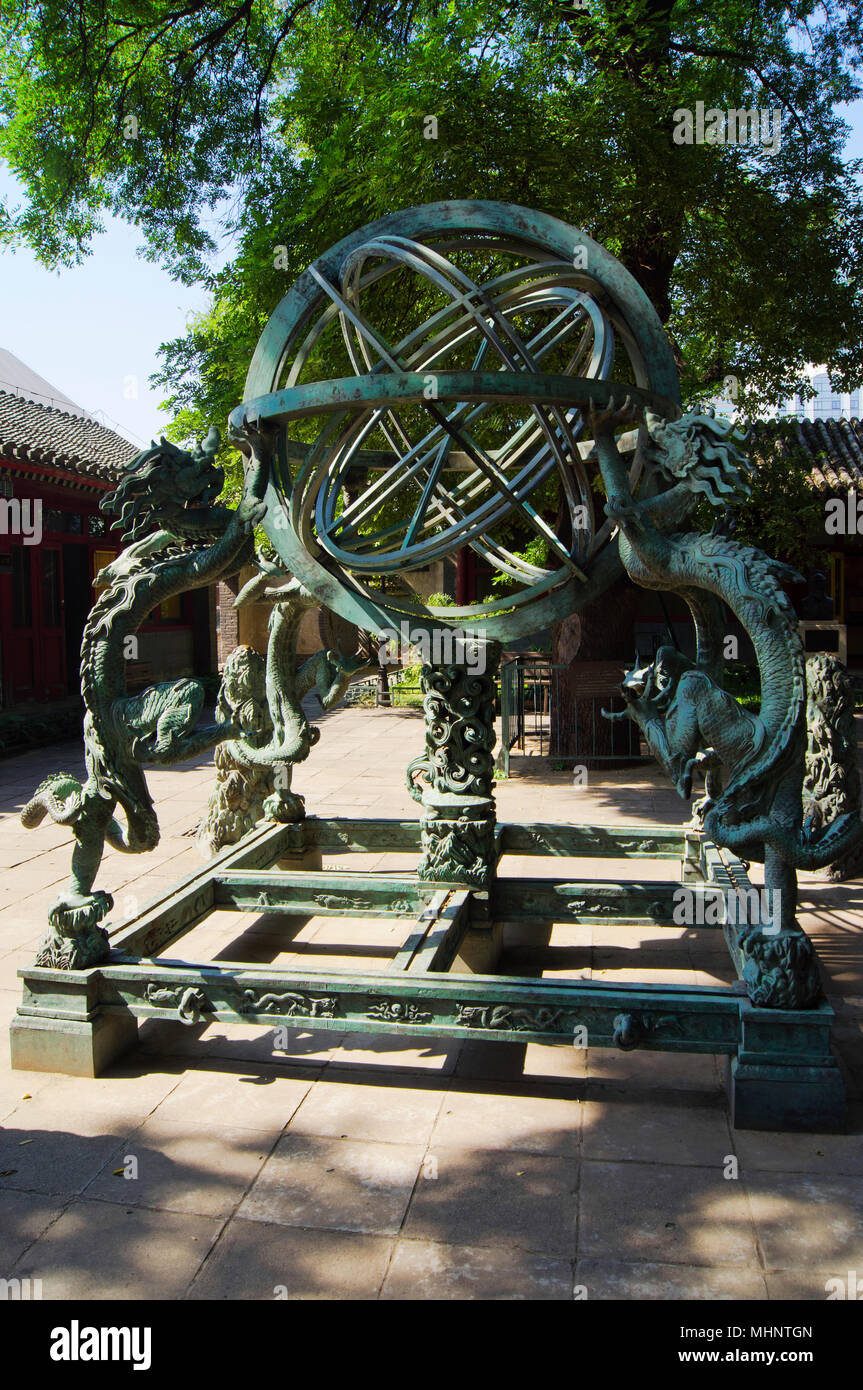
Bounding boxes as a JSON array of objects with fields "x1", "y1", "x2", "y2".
[
  {"x1": 748, "y1": 416, "x2": 863, "y2": 669},
  {"x1": 0, "y1": 356, "x2": 217, "y2": 710}
]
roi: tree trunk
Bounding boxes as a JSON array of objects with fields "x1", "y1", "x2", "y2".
[{"x1": 550, "y1": 572, "x2": 643, "y2": 767}]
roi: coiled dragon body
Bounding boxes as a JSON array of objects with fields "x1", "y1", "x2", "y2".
[
  {"x1": 594, "y1": 405, "x2": 863, "y2": 872},
  {"x1": 20, "y1": 429, "x2": 268, "y2": 966}
]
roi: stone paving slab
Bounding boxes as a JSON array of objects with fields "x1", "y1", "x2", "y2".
[
  {"x1": 0, "y1": 1123, "x2": 130, "y2": 1197},
  {"x1": 1, "y1": 707, "x2": 862, "y2": 1300},
  {"x1": 287, "y1": 1072, "x2": 446, "y2": 1146},
  {"x1": 3, "y1": 1062, "x2": 185, "y2": 1130},
  {"x1": 188, "y1": 1221, "x2": 394, "y2": 1300},
  {"x1": 745, "y1": 1173, "x2": 863, "y2": 1271},
  {"x1": 10, "y1": 1200, "x2": 224, "y2": 1300},
  {"x1": 237, "y1": 1132, "x2": 425, "y2": 1235},
  {"x1": 0, "y1": 1189, "x2": 66, "y2": 1268},
  {"x1": 328, "y1": 1031, "x2": 461, "y2": 1075},
  {"x1": 430, "y1": 1082, "x2": 582, "y2": 1156},
  {"x1": 586, "y1": 1047, "x2": 723, "y2": 1094},
  {"x1": 575, "y1": 1258, "x2": 768, "y2": 1300},
  {"x1": 733, "y1": 1112, "x2": 863, "y2": 1177},
  {"x1": 141, "y1": 1061, "x2": 316, "y2": 1136},
  {"x1": 136, "y1": 1017, "x2": 342, "y2": 1068},
  {"x1": 85, "y1": 1120, "x2": 274, "y2": 1219},
  {"x1": 401, "y1": 1146, "x2": 580, "y2": 1256},
  {"x1": 0, "y1": 1065, "x2": 55, "y2": 1122},
  {"x1": 581, "y1": 1097, "x2": 732, "y2": 1167},
  {"x1": 578, "y1": 1161, "x2": 760, "y2": 1268},
  {"x1": 764, "y1": 1268, "x2": 852, "y2": 1299},
  {"x1": 452, "y1": 1035, "x2": 588, "y2": 1084},
  {"x1": 381, "y1": 1237, "x2": 574, "y2": 1300}
]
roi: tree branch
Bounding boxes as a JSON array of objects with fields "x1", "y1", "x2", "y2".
[{"x1": 667, "y1": 40, "x2": 811, "y2": 159}]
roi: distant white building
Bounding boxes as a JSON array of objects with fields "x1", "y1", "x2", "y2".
[
  {"x1": 780, "y1": 367, "x2": 861, "y2": 423},
  {"x1": 713, "y1": 365, "x2": 861, "y2": 423}
]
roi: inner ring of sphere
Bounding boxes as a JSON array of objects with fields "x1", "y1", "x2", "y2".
[{"x1": 302, "y1": 234, "x2": 614, "y2": 579}]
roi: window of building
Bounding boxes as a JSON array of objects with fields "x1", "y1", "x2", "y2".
[
  {"x1": 43, "y1": 508, "x2": 84, "y2": 534},
  {"x1": 92, "y1": 550, "x2": 116, "y2": 589},
  {"x1": 828, "y1": 552, "x2": 845, "y2": 622},
  {"x1": 812, "y1": 375, "x2": 832, "y2": 419}
]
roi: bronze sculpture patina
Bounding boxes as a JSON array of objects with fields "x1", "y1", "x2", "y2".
[
  {"x1": 197, "y1": 565, "x2": 373, "y2": 850},
  {"x1": 20, "y1": 428, "x2": 268, "y2": 969},
  {"x1": 12, "y1": 201, "x2": 858, "y2": 1131},
  {"x1": 591, "y1": 400, "x2": 863, "y2": 1009}
]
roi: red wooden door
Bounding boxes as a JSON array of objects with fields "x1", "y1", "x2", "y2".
[
  {"x1": 7, "y1": 544, "x2": 67, "y2": 702},
  {"x1": 38, "y1": 546, "x2": 66, "y2": 698},
  {"x1": 8, "y1": 545, "x2": 36, "y2": 701}
]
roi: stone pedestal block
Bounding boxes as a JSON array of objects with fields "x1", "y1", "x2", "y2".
[
  {"x1": 728, "y1": 1057, "x2": 846, "y2": 1133},
  {"x1": 10, "y1": 1011, "x2": 138, "y2": 1077}
]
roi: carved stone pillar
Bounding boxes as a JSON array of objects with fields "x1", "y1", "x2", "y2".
[{"x1": 407, "y1": 641, "x2": 501, "y2": 890}]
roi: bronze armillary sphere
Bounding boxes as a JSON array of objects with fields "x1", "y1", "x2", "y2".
[
  {"x1": 14, "y1": 200, "x2": 856, "y2": 1133},
  {"x1": 230, "y1": 201, "x2": 682, "y2": 640}
]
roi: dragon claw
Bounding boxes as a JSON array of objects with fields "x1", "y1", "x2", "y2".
[
  {"x1": 231, "y1": 413, "x2": 272, "y2": 459},
  {"x1": 587, "y1": 393, "x2": 640, "y2": 436}
]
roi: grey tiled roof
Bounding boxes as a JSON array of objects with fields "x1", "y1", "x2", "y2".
[
  {"x1": 748, "y1": 417, "x2": 863, "y2": 499},
  {"x1": 0, "y1": 389, "x2": 138, "y2": 483}
]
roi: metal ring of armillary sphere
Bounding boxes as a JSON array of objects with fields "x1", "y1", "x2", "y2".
[{"x1": 231, "y1": 201, "x2": 682, "y2": 642}]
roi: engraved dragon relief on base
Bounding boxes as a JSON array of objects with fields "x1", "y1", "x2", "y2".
[
  {"x1": 455, "y1": 1003, "x2": 566, "y2": 1033},
  {"x1": 367, "y1": 999, "x2": 433, "y2": 1025},
  {"x1": 802, "y1": 653, "x2": 863, "y2": 882},
  {"x1": 417, "y1": 817, "x2": 496, "y2": 891},
  {"x1": 239, "y1": 989, "x2": 338, "y2": 1018},
  {"x1": 590, "y1": 401, "x2": 863, "y2": 1009},
  {"x1": 144, "y1": 984, "x2": 210, "y2": 1024}
]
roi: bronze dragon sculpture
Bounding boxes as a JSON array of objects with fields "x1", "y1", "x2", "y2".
[
  {"x1": 590, "y1": 400, "x2": 863, "y2": 1008},
  {"x1": 196, "y1": 567, "x2": 373, "y2": 855},
  {"x1": 20, "y1": 425, "x2": 270, "y2": 968},
  {"x1": 21, "y1": 416, "x2": 373, "y2": 967}
]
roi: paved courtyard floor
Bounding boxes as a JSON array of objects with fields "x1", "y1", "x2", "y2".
[{"x1": 0, "y1": 704, "x2": 861, "y2": 1301}]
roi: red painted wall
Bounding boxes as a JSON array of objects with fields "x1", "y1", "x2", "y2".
[{"x1": 0, "y1": 457, "x2": 198, "y2": 708}]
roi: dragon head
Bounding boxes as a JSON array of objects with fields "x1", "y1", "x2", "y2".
[
  {"x1": 619, "y1": 646, "x2": 694, "y2": 716},
  {"x1": 216, "y1": 645, "x2": 270, "y2": 735},
  {"x1": 102, "y1": 427, "x2": 225, "y2": 543},
  {"x1": 644, "y1": 408, "x2": 751, "y2": 509}
]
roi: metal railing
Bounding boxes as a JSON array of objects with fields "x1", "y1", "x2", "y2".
[
  {"x1": 497, "y1": 654, "x2": 650, "y2": 776},
  {"x1": 342, "y1": 675, "x2": 423, "y2": 708},
  {"x1": 342, "y1": 656, "x2": 650, "y2": 779}
]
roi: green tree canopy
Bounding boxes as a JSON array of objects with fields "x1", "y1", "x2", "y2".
[{"x1": 3, "y1": 1, "x2": 863, "y2": 445}]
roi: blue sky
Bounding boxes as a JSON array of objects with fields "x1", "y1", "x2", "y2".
[
  {"x1": 0, "y1": 165, "x2": 222, "y2": 446},
  {"x1": 3, "y1": 99, "x2": 863, "y2": 447}
]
